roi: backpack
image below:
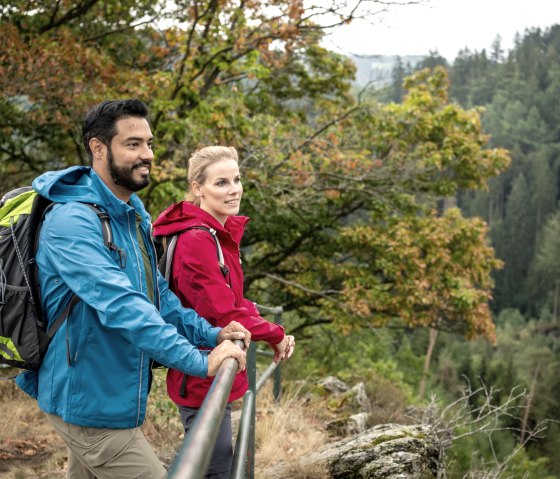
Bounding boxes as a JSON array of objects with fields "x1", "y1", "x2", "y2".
[
  {"x1": 156, "y1": 226, "x2": 228, "y2": 282},
  {"x1": 0, "y1": 186, "x2": 119, "y2": 371},
  {"x1": 155, "y1": 226, "x2": 228, "y2": 394}
]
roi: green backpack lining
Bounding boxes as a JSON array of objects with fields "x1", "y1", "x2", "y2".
[{"x1": 0, "y1": 187, "x2": 123, "y2": 371}]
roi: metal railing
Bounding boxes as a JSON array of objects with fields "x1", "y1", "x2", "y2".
[{"x1": 167, "y1": 305, "x2": 283, "y2": 479}]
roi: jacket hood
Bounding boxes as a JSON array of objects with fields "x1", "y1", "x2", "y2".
[
  {"x1": 32, "y1": 166, "x2": 150, "y2": 223},
  {"x1": 153, "y1": 201, "x2": 249, "y2": 244}
]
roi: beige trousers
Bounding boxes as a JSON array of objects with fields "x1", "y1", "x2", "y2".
[{"x1": 46, "y1": 413, "x2": 167, "y2": 479}]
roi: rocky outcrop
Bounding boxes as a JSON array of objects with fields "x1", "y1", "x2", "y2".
[
  {"x1": 264, "y1": 375, "x2": 441, "y2": 478},
  {"x1": 266, "y1": 423, "x2": 439, "y2": 479}
]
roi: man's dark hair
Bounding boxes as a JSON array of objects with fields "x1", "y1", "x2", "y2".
[{"x1": 82, "y1": 99, "x2": 149, "y2": 163}]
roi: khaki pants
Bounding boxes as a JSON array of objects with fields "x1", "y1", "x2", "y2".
[{"x1": 46, "y1": 413, "x2": 167, "y2": 479}]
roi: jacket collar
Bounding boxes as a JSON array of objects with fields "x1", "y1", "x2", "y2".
[
  {"x1": 153, "y1": 201, "x2": 249, "y2": 244},
  {"x1": 33, "y1": 166, "x2": 151, "y2": 225}
]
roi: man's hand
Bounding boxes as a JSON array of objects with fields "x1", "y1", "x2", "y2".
[
  {"x1": 217, "y1": 321, "x2": 251, "y2": 350},
  {"x1": 207, "y1": 340, "x2": 246, "y2": 376}
]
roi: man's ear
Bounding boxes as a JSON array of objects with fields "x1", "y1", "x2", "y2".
[{"x1": 89, "y1": 138, "x2": 106, "y2": 161}]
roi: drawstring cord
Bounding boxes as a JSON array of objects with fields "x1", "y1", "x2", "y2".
[{"x1": 0, "y1": 259, "x2": 6, "y2": 311}]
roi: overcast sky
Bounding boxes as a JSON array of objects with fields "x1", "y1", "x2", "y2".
[{"x1": 321, "y1": 0, "x2": 560, "y2": 61}]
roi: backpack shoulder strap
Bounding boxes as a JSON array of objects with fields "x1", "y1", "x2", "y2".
[
  {"x1": 189, "y1": 226, "x2": 228, "y2": 277},
  {"x1": 160, "y1": 226, "x2": 228, "y2": 283},
  {"x1": 83, "y1": 203, "x2": 126, "y2": 269},
  {"x1": 44, "y1": 203, "x2": 124, "y2": 346}
]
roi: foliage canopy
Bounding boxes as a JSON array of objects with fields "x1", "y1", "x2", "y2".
[{"x1": 0, "y1": 0, "x2": 510, "y2": 341}]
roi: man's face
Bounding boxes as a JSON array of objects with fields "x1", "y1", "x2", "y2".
[{"x1": 105, "y1": 116, "x2": 154, "y2": 194}]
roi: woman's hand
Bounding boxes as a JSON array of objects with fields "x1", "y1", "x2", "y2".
[{"x1": 271, "y1": 335, "x2": 296, "y2": 364}]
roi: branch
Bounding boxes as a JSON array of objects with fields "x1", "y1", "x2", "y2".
[
  {"x1": 39, "y1": 0, "x2": 100, "y2": 34},
  {"x1": 406, "y1": 377, "x2": 553, "y2": 478},
  {"x1": 263, "y1": 273, "x2": 343, "y2": 306},
  {"x1": 277, "y1": 105, "x2": 363, "y2": 169},
  {"x1": 84, "y1": 18, "x2": 157, "y2": 42}
]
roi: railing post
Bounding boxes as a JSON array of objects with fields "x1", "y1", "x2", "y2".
[
  {"x1": 230, "y1": 389, "x2": 254, "y2": 479},
  {"x1": 246, "y1": 341, "x2": 257, "y2": 479},
  {"x1": 232, "y1": 304, "x2": 284, "y2": 479},
  {"x1": 273, "y1": 310, "x2": 282, "y2": 402}
]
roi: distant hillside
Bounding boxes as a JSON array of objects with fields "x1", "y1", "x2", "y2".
[{"x1": 348, "y1": 54, "x2": 425, "y2": 87}]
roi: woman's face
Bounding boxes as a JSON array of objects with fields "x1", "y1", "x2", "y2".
[{"x1": 194, "y1": 158, "x2": 243, "y2": 225}]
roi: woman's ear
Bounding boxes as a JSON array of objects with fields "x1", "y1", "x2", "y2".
[{"x1": 192, "y1": 181, "x2": 201, "y2": 197}]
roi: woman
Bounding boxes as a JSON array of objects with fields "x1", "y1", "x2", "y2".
[{"x1": 153, "y1": 145, "x2": 295, "y2": 478}]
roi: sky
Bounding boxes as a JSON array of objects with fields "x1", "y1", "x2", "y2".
[{"x1": 321, "y1": 0, "x2": 560, "y2": 61}]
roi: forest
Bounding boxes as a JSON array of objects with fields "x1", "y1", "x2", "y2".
[
  {"x1": 382, "y1": 24, "x2": 560, "y2": 477},
  {"x1": 1, "y1": 1, "x2": 559, "y2": 477}
]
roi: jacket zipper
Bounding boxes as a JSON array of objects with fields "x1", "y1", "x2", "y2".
[
  {"x1": 146, "y1": 223, "x2": 161, "y2": 310},
  {"x1": 127, "y1": 212, "x2": 144, "y2": 427}
]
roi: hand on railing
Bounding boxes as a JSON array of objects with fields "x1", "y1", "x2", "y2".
[
  {"x1": 271, "y1": 334, "x2": 296, "y2": 364},
  {"x1": 207, "y1": 340, "x2": 246, "y2": 376},
  {"x1": 216, "y1": 320, "x2": 251, "y2": 350}
]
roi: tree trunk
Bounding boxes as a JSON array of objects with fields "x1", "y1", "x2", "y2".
[
  {"x1": 553, "y1": 279, "x2": 559, "y2": 325},
  {"x1": 419, "y1": 328, "x2": 439, "y2": 398},
  {"x1": 418, "y1": 195, "x2": 456, "y2": 398},
  {"x1": 520, "y1": 362, "x2": 541, "y2": 444}
]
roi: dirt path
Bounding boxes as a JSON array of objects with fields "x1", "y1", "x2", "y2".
[
  {"x1": 0, "y1": 371, "x2": 66, "y2": 478},
  {"x1": 0, "y1": 434, "x2": 66, "y2": 478}
]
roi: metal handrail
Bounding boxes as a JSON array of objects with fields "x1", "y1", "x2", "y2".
[
  {"x1": 231, "y1": 305, "x2": 283, "y2": 479},
  {"x1": 167, "y1": 339, "x2": 245, "y2": 479},
  {"x1": 255, "y1": 361, "x2": 278, "y2": 393},
  {"x1": 230, "y1": 389, "x2": 255, "y2": 478},
  {"x1": 230, "y1": 360, "x2": 279, "y2": 479},
  {"x1": 167, "y1": 305, "x2": 284, "y2": 479}
]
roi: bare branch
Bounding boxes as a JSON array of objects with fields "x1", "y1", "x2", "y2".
[
  {"x1": 263, "y1": 273, "x2": 343, "y2": 305},
  {"x1": 406, "y1": 377, "x2": 554, "y2": 478}
]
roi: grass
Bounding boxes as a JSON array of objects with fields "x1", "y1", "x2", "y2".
[
  {"x1": 0, "y1": 368, "x2": 331, "y2": 478},
  {"x1": 0, "y1": 373, "x2": 66, "y2": 479},
  {"x1": 254, "y1": 383, "x2": 329, "y2": 478}
]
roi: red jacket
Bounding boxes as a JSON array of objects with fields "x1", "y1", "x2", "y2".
[{"x1": 153, "y1": 201, "x2": 285, "y2": 407}]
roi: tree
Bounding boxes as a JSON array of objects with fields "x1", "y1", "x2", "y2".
[
  {"x1": 235, "y1": 67, "x2": 509, "y2": 340},
  {"x1": 1, "y1": 3, "x2": 510, "y2": 341},
  {"x1": 533, "y1": 212, "x2": 560, "y2": 321},
  {"x1": 402, "y1": 24, "x2": 560, "y2": 476},
  {"x1": 496, "y1": 173, "x2": 533, "y2": 310}
]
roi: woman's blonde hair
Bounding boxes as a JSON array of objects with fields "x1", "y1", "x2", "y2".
[{"x1": 186, "y1": 146, "x2": 239, "y2": 205}]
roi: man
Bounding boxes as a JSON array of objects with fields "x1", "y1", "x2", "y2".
[{"x1": 16, "y1": 99, "x2": 250, "y2": 479}]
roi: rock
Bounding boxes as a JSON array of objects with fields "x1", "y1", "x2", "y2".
[
  {"x1": 318, "y1": 376, "x2": 349, "y2": 395},
  {"x1": 265, "y1": 423, "x2": 439, "y2": 479},
  {"x1": 347, "y1": 412, "x2": 369, "y2": 435},
  {"x1": 326, "y1": 412, "x2": 370, "y2": 436},
  {"x1": 350, "y1": 382, "x2": 369, "y2": 409}
]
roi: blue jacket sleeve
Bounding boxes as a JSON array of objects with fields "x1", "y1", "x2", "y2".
[{"x1": 40, "y1": 203, "x2": 216, "y2": 377}]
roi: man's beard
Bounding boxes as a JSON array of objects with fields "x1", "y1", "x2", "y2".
[{"x1": 107, "y1": 147, "x2": 150, "y2": 192}]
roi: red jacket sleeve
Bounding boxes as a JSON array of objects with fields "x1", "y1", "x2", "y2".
[{"x1": 172, "y1": 229, "x2": 285, "y2": 345}]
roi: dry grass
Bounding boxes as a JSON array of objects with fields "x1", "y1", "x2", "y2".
[
  {"x1": 0, "y1": 373, "x2": 66, "y2": 478},
  {"x1": 254, "y1": 383, "x2": 330, "y2": 479},
  {"x1": 0, "y1": 369, "x2": 334, "y2": 478}
]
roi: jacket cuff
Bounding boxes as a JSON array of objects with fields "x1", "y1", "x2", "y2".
[
  {"x1": 206, "y1": 326, "x2": 221, "y2": 348},
  {"x1": 269, "y1": 324, "x2": 286, "y2": 345}
]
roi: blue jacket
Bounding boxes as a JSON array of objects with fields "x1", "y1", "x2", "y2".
[{"x1": 16, "y1": 166, "x2": 220, "y2": 428}]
